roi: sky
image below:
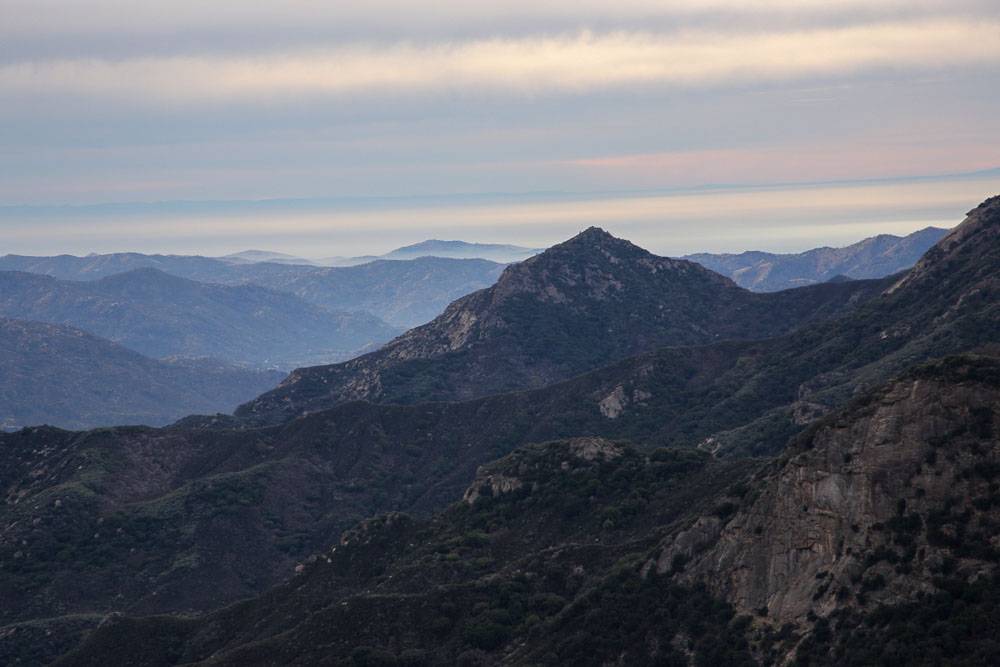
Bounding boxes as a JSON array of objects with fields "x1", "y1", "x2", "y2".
[{"x1": 1, "y1": 0, "x2": 998, "y2": 257}]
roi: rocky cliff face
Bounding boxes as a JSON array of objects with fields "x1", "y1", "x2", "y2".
[{"x1": 663, "y1": 355, "x2": 1000, "y2": 627}]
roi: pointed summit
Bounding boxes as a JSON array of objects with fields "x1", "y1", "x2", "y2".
[
  {"x1": 238, "y1": 227, "x2": 879, "y2": 423},
  {"x1": 547, "y1": 226, "x2": 646, "y2": 258},
  {"x1": 564, "y1": 226, "x2": 619, "y2": 244},
  {"x1": 489, "y1": 224, "x2": 733, "y2": 305}
]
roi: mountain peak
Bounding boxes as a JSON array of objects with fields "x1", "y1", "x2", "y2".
[
  {"x1": 528, "y1": 226, "x2": 656, "y2": 269},
  {"x1": 561, "y1": 226, "x2": 623, "y2": 247},
  {"x1": 237, "y1": 224, "x2": 885, "y2": 423}
]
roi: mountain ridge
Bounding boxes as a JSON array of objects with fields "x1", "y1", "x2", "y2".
[
  {"x1": 686, "y1": 226, "x2": 948, "y2": 291},
  {"x1": 237, "y1": 226, "x2": 891, "y2": 424},
  {"x1": 0, "y1": 268, "x2": 399, "y2": 368},
  {"x1": 0, "y1": 253, "x2": 506, "y2": 329}
]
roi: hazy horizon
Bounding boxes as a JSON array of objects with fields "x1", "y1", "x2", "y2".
[
  {"x1": 1, "y1": 171, "x2": 993, "y2": 259},
  {"x1": 3, "y1": 1, "x2": 999, "y2": 258}
]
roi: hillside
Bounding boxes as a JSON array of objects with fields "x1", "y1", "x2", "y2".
[
  {"x1": 42, "y1": 438, "x2": 756, "y2": 667},
  {"x1": 238, "y1": 227, "x2": 890, "y2": 424},
  {"x1": 686, "y1": 226, "x2": 948, "y2": 291},
  {"x1": 0, "y1": 268, "x2": 399, "y2": 368},
  {"x1": 0, "y1": 318, "x2": 283, "y2": 430},
  {"x1": 53, "y1": 356, "x2": 1000, "y2": 666}
]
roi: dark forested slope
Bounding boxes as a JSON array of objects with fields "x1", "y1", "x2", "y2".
[{"x1": 240, "y1": 227, "x2": 889, "y2": 424}]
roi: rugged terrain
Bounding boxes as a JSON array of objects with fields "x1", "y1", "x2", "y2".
[
  {"x1": 50, "y1": 438, "x2": 758, "y2": 667},
  {"x1": 0, "y1": 318, "x2": 283, "y2": 430},
  {"x1": 52, "y1": 356, "x2": 1000, "y2": 666},
  {"x1": 687, "y1": 226, "x2": 947, "y2": 291},
  {"x1": 2, "y1": 197, "x2": 998, "y2": 664}
]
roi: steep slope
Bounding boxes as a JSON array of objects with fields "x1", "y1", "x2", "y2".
[
  {"x1": 0, "y1": 318, "x2": 283, "y2": 430},
  {"x1": 687, "y1": 226, "x2": 948, "y2": 291},
  {"x1": 660, "y1": 354, "x2": 1000, "y2": 664},
  {"x1": 239, "y1": 227, "x2": 887, "y2": 424},
  {"x1": 52, "y1": 356, "x2": 1000, "y2": 667},
  {"x1": 0, "y1": 268, "x2": 399, "y2": 368}
]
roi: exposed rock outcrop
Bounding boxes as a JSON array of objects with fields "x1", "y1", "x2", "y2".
[
  {"x1": 666, "y1": 355, "x2": 1000, "y2": 624},
  {"x1": 464, "y1": 436, "x2": 624, "y2": 504}
]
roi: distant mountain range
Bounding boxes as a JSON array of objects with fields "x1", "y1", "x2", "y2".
[
  {"x1": 0, "y1": 230, "x2": 942, "y2": 333},
  {"x1": 0, "y1": 251, "x2": 318, "y2": 283},
  {"x1": 219, "y1": 249, "x2": 317, "y2": 265},
  {"x1": 0, "y1": 318, "x2": 283, "y2": 430},
  {"x1": 0, "y1": 268, "x2": 399, "y2": 368},
  {"x1": 218, "y1": 240, "x2": 540, "y2": 267},
  {"x1": 319, "y1": 239, "x2": 540, "y2": 265},
  {"x1": 685, "y1": 226, "x2": 948, "y2": 291},
  {"x1": 254, "y1": 256, "x2": 507, "y2": 328},
  {"x1": 0, "y1": 252, "x2": 505, "y2": 329}
]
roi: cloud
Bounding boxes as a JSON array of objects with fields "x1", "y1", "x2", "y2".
[
  {"x1": 4, "y1": 1, "x2": 990, "y2": 42},
  {"x1": 1, "y1": 3, "x2": 996, "y2": 211},
  {"x1": 3, "y1": 175, "x2": 997, "y2": 257},
  {"x1": 3, "y1": 20, "x2": 998, "y2": 104}
]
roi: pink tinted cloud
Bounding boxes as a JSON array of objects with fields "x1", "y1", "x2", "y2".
[{"x1": 562, "y1": 138, "x2": 1000, "y2": 188}]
